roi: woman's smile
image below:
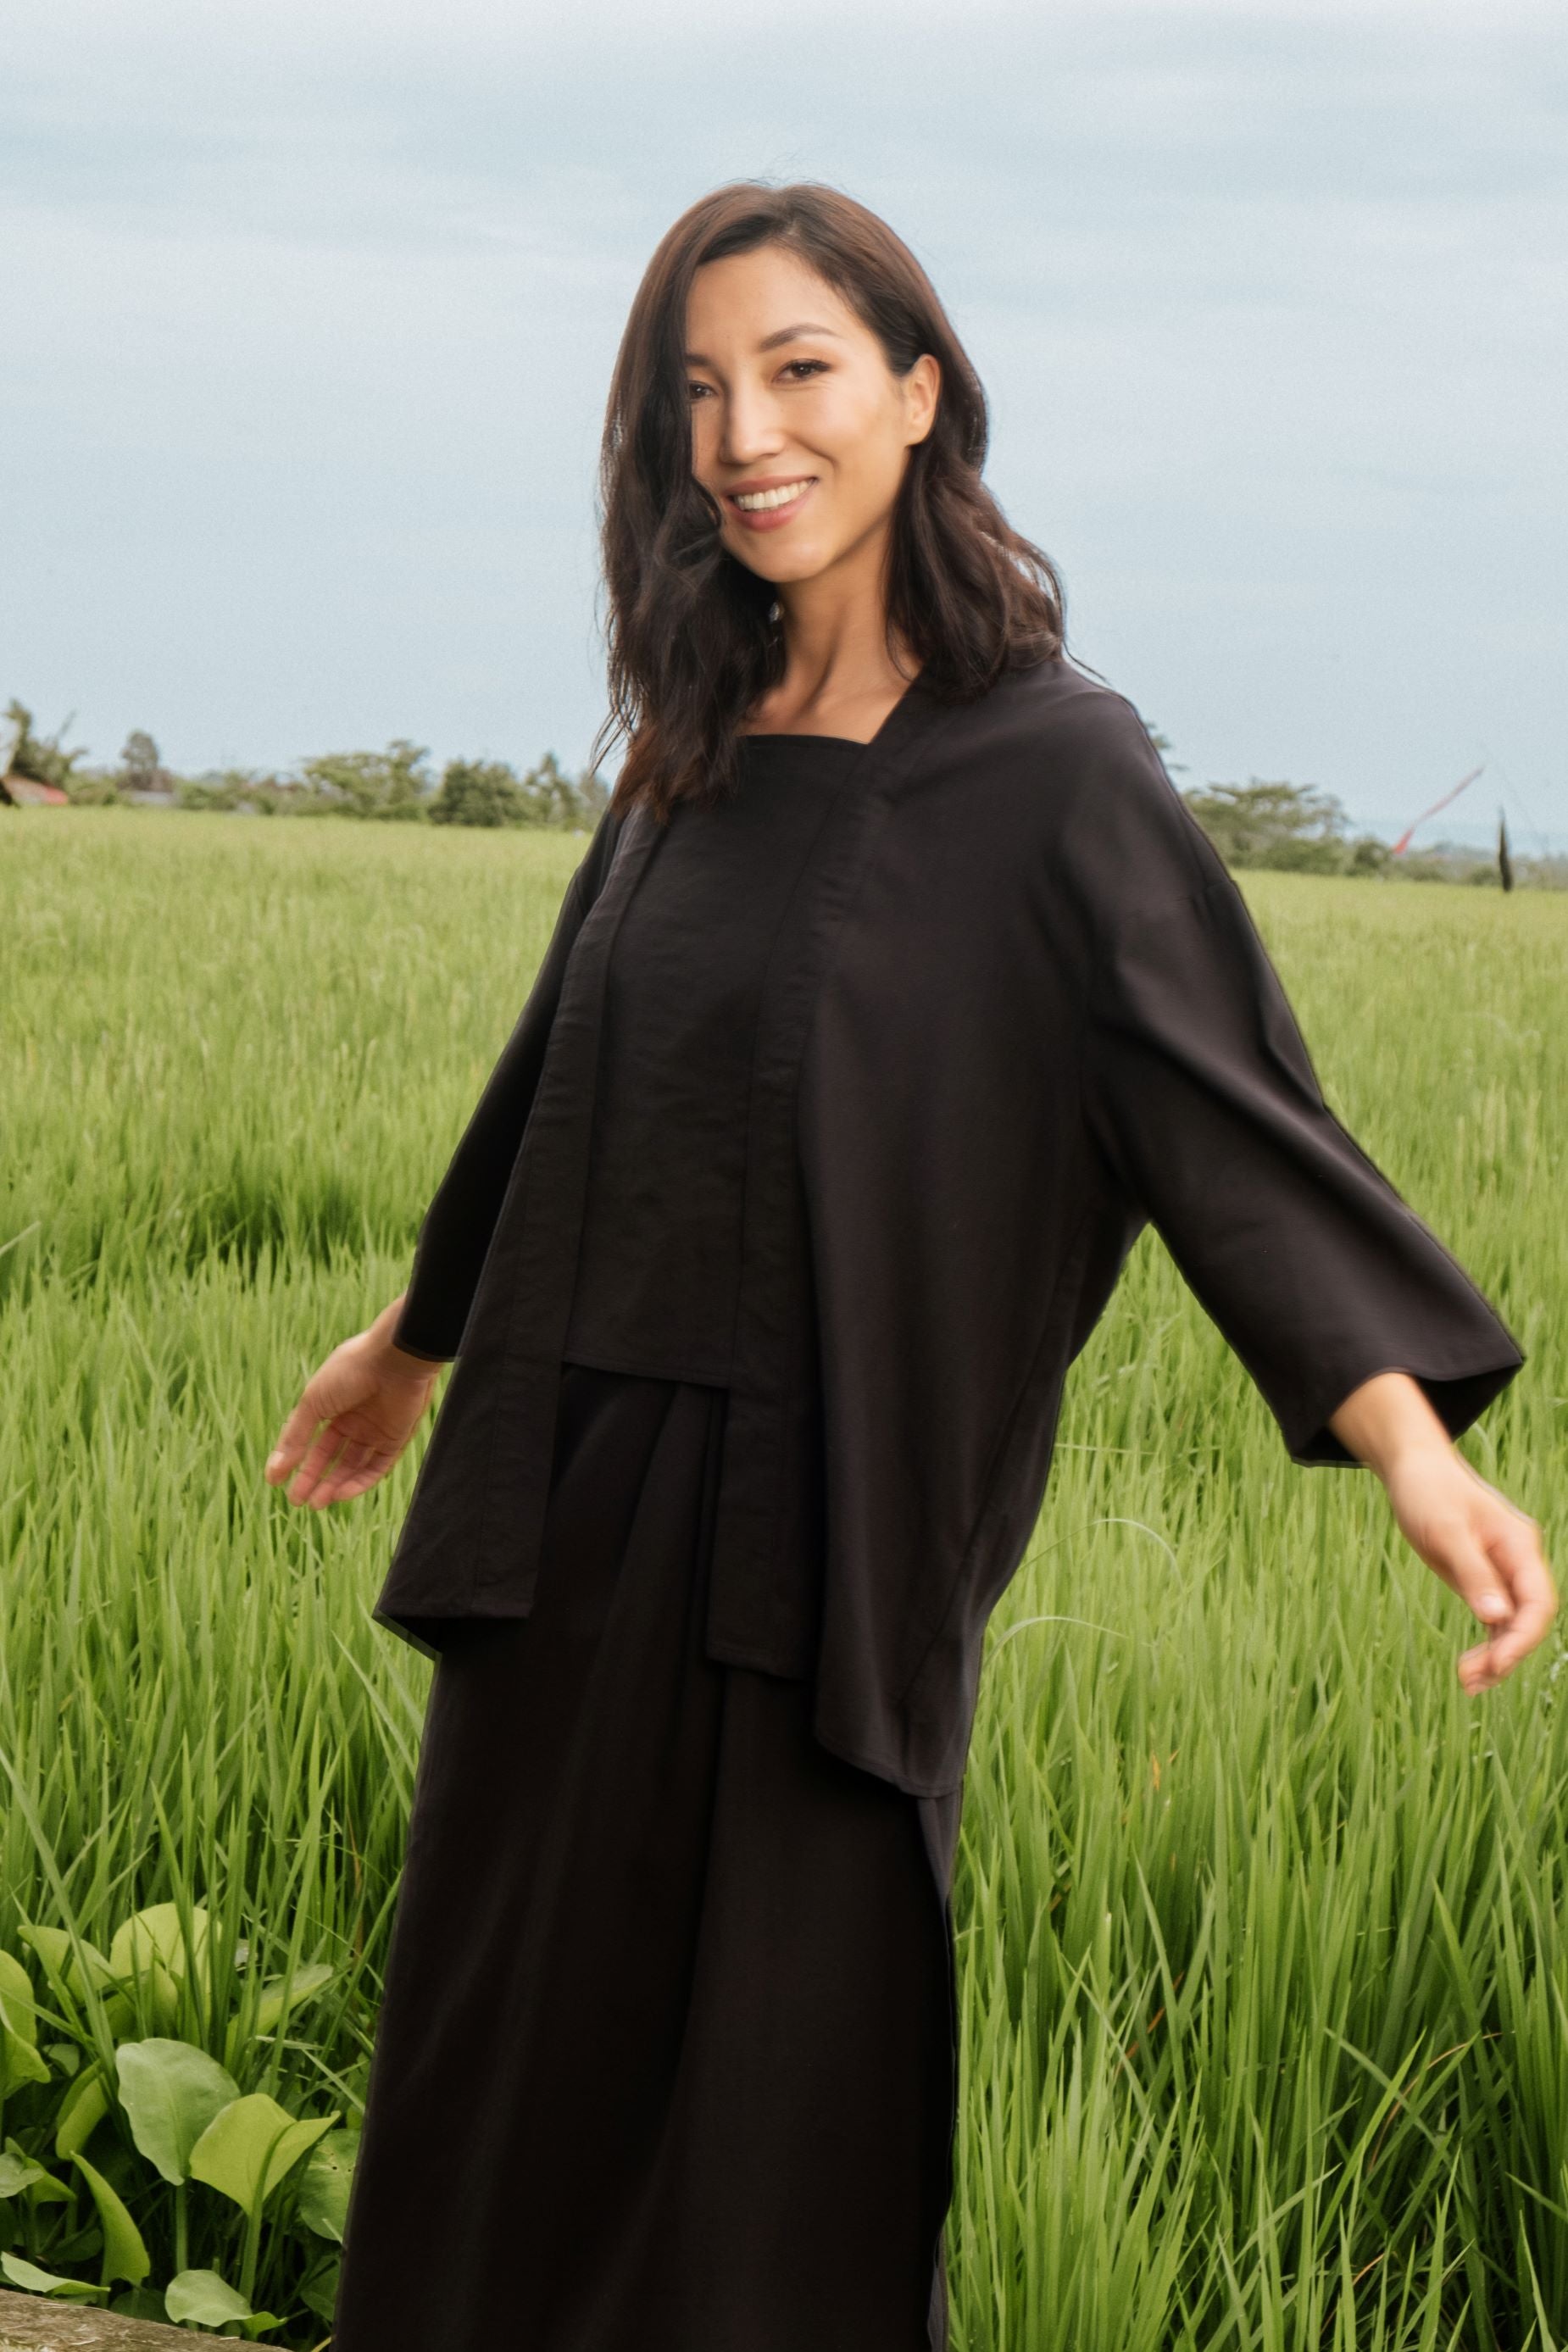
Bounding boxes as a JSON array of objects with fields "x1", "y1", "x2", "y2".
[{"x1": 725, "y1": 475, "x2": 818, "y2": 530}]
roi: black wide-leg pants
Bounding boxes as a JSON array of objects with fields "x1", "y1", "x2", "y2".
[{"x1": 331, "y1": 1364, "x2": 961, "y2": 2352}]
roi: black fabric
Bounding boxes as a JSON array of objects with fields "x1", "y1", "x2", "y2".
[
  {"x1": 334, "y1": 1364, "x2": 959, "y2": 2352},
  {"x1": 378, "y1": 651, "x2": 1525, "y2": 1798},
  {"x1": 563, "y1": 737, "x2": 864, "y2": 1385},
  {"x1": 1080, "y1": 868, "x2": 1523, "y2": 1463}
]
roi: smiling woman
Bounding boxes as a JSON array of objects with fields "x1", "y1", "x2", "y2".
[
  {"x1": 267, "y1": 178, "x2": 1550, "y2": 2352},
  {"x1": 683, "y1": 254, "x2": 944, "y2": 748},
  {"x1": 592, "y1": 184, "x2": 1065, "y2": 816}
]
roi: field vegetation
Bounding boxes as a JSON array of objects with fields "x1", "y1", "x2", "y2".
[{"x1": 0, "y1": 811, "x2": 1563, "y2": 2345}]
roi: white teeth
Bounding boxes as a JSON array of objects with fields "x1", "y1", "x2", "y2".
[{"x1": 733, "y1": 480, "x2": 813, "y2": 511}]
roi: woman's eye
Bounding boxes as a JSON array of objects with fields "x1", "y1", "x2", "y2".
[{"x1": 687, "y1": 361, "x2": 825, "y2": 402}]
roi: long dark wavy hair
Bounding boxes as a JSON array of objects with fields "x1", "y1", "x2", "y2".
[{"x1": 587, "y1": 180, "x2": 1069, "y2": 824}]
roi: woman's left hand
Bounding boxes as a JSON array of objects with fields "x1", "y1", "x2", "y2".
[{"x1": 1328, "y1": 1370, "x2": 1556, "y2": 1693}]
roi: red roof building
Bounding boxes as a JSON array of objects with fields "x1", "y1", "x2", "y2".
[{"x1": 0, "y1": 770, "x2": 71, "y2": 806}]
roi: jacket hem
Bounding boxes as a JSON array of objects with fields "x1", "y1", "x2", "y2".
[
  {"x1": 701, "y1": 1633, "x2": 810, "y2": 1682},
  {"x1": 370, "y1": 1591, "x2": 539, "y2": 1661},
  {"x1": 807, "y1": 1709, "x2": 971, "y2": 1801}
]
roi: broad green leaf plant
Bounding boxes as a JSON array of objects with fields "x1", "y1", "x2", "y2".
[{"x1": 0, "y1": 1900, "x2": 350, "y2": 2338}]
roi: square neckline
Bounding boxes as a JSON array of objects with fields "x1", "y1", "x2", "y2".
[{"x1": 736, "y1": 669, "x2": 927, "y2": 756}]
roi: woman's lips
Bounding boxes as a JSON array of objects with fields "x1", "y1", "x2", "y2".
[{"x1": 726, "y1": 479, "x2": 817, "y2": 532}]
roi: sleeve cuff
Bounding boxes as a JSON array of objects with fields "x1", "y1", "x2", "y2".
[
  {"x1": 391, "y1": 1296, "x2": 460, "y2": 1363},
  {"x1": 1282, "y1": 1344, "x2": 1526, "y2": 1466}
]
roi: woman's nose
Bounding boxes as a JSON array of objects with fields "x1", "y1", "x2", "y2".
[{"x1": 717, "y1": 387, "x2": 784, "y2": 469}]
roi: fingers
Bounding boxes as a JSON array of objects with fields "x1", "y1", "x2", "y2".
[
  {"x1": 268, "y1": 1321, "x2": 428, "y2": 1504},
  {"x1": 264, "y1": 1388, "x2": 327, "y2": 1486},
  {"x1": 1421, "y1": 1510, "x2": 1512, "y2": 1632},
  {"x1": 1460, "y1": 1512, "x2": 1558, "y2": 1692},
  {"x1": 324, "y1": 1454, "x2": 398, "y2": 1505},
  {"x1": 302, "y1": 1438, "x2": 386, "y2": 1510},
  {"x1": 280, "y1": 1422, "x2": 353, "y2": 1509},
  {"x1": 1388, "y1": 1453, "x2": 1557, "y2": 1693},
  {"x1": 269, "y1": 1423, "x2": 409, "y2": 1510}
]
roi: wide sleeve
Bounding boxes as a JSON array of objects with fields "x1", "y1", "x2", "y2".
[
  {"x1": 392, "y1": 802, "x2": 624, "y2": 1361},
  {"x1": 1072, "y1": 716, "x2": 1524, "y2": 1465}
]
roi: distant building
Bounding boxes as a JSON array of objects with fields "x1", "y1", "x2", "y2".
[
  {"x1": 0, "y1": 710, "x2": 70, "y2": 805},
  {"x1": 0, "y1": 770, "x2": 70, "y2": 807}
]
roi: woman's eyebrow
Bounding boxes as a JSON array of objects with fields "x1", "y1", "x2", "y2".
[{"x1": 685, "y1": 323, "x2": 846, "y2": 364}]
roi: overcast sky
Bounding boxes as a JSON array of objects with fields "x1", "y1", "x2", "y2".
[{"x1": 3, "y1": 0, "x2": 1564, "y2": 847}]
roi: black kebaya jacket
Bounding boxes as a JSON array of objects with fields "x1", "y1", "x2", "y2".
[{"x1": 375, "y1": 652, "x2": 1524, "y2": 1798}]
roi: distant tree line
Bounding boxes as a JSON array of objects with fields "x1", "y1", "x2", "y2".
[
  {"x1": 1179, "y1": 778, "x2": 1392, "y2": 876},
  {"x1": 1175, "y1": 776, "x2": 1563, "y2": 888},
  {"x1": 3, "y1": 702, "x2": 609, "y2": 831},
  {"x1": 1145, "y1": 729, "x2": 1560, "y2": 889},
  {"x1": 6, "y1": 696, "x2": 1560, "y2": 880}
]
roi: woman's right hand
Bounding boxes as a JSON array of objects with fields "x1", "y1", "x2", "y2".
[{"x1": 265, "y1": 1294, "x2": 447, "y2": 1509}]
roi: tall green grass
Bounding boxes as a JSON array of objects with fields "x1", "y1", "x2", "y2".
[{"x1": 3, "y1": 809, "x2": 1563, "y2": 2347}]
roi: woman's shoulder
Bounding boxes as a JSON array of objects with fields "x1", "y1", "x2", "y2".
[
  {"x1": 944, "y1": 659, "x2": 1189, "y2": 832},
  {"x1": 951, "y1": 648, "x2": 1167, "y2": 777},
  {"x1": 937, "y1": 653, "x2": 1204, "y2": 887},
  {"x1": 569, "y1": 794, "x2": 635, "y2": 909}
]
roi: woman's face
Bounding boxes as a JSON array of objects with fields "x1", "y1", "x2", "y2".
[{"x1": 685, "y1": 244, "x2": 938, "y2": 595}]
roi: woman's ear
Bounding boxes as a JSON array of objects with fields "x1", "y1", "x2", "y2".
[{"x1": 904, "y1": 353, "x2": 941, "y2": 447}]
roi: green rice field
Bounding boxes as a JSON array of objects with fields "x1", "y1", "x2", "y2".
[{"x1": 1, "y1": 808, "x2": 1564, "y2": 2347}]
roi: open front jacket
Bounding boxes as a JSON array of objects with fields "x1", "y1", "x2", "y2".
[{"x1": 374, "y1": 652, "x2": 1524, "y2": 1799}]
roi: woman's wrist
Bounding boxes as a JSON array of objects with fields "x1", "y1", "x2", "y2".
[
  {"x1": 366, "y1": 1292, "x2": 448, "y2": 1376},
  {"x1": 1327, "y1": 1368, "x2": 1454, "y2": 1482}
]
